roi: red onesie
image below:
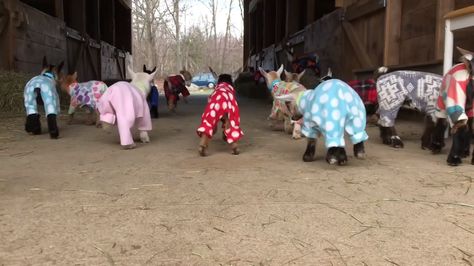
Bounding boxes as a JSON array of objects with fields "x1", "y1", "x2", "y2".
[{"x1": 197, "y1": 82, "x2": 243, "y2": 143}]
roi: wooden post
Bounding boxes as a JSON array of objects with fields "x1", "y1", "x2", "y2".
[
  {"x1": 435, "y1": 0, "x2": 454, "y2": 60},
  {"x1": 383, "y1": 0, "x2": 402, "y2": 66},
  {"x1": 306, "y1": 0, "x2": 316, "y2": 24},
  {"x1": 54, "y1": 0, "x2": 64, "y2": 20}
]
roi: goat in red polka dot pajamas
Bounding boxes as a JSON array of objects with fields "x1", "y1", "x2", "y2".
[{"x1": 197, "y1": 74, "x2": 243, "y2": 156}]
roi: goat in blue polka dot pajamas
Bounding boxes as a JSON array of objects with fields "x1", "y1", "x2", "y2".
[{"x1": 299, "y1": 79, "x2": 369, "y2": 148}]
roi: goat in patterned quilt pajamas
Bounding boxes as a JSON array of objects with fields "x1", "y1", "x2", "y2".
[
  {"x1": 60, "y1": 71, "x2": 108, "y2": 126},
  {"x1": 431, "y1": 47, "x2": 474, "y2": 166},
  {"x1": 275, "y1": 79, "x2": 368, "y2": 165},
  {"x1": 259, "y1": 65, "x2": 306, "y2": 139},
  {"x1": 375, "y1": 68, "x2": 443, "y2": 149},
  {"x1": 24, "y1": 57, "x2": 63, "y2": 139}
]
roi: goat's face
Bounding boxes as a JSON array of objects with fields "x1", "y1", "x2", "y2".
[
  {"x1": 259, "y1": 64, "x2": 284, "y2": 90},
  {"x1": 59, "y1": 72, "x2": 78, "y2": 93},
  {"x1": 180, "y1": 70, "x2": 192, "y2": 86},
  {"x1": 284, "y1": 69, "x2": 305, "y2": 83}
]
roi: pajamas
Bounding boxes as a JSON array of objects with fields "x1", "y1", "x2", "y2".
[
  {"x1": 270, "y1": 80, "x2": 305, "y2": 120},
  {"x1": 348, "y1": 79, "x2": 377, "y2": 105},
  {"x1": 98, "y1": 81, "x2": 152, "y2": 146},
  {"x1": 147, "y1": 85, "x2": 159, "y2": 109},
  {"x1": 435, "y1": 63, "x2": 474, "y2": 125},
  {"x1": 298, "y1": 79, "x2": 368, "y2": 148},
  {"x1": 376, "y1": 71, "x2": 442, "y2": 127},
  {"x1": 197, "y1": 82, "x2": 243, "y2": 144},
  {"x1": 164, "y1": 74, "x2": 190, "y2": 106},
  {"x1": 68, "y1": 81, "x2": 108, "y2": 114},
  {"x1": 24, "y1": 73, "x2": 60, "y2": 116}
]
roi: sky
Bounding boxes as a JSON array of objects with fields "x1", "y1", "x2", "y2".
[{"x1": 183, "y1": 0, "x2": 243, "y2": 36}]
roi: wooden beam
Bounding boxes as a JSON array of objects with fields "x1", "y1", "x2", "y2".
[
  {"x1": 306, "y1": 0, "x2": 316, "y2": 23},
  {"x1": 342, "y1": 21, "x2": 374, "y2": 68},
  {"x1": 345, "y1": 0, "x2": 386, "y2": 21},
  {"x1": 383, "y1": 0, "x2": 401, "y2": 66},
  {"x1": 435, "y1": 0, "x2": 454, "y2": 60}
]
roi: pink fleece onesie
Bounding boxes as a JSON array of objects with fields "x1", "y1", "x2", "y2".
[{"x1": 98, "y1": 81, "x2": 152, "y2": 146}]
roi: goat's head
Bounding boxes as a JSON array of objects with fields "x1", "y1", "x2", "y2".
[
  {"x1": 259, "y1": 64, "x2": 284, "y2": 90},
  {"x1": 41, "y1": 56, "x2": 64, "y2": 81},
  {"x1": 319, "y1": 68, "x2": 333, "y2": 82},
  {"x1": 457, "y1": 47, "x2": 474, "y2": 107},
  {"x1": 180, "y1": 69, "x2": 193, "y2": 86},
  {"x1": 128, "y1": 65, "x2": 157, "y2": 96},
  {"x1": 59, "y1": 71, "x2": 78, "y2": 93},
  {"x1": 209, "y1": 67, "x2": 234, "y2": 87},
  {"x1": 143, "y1": 65, "x2": 157, "y2": 75},
  {"x1": 284, "y1": 69, "x2": 305, "y2": 83}
]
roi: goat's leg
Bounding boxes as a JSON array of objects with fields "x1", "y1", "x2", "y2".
[
  {"x1": 379, "y1": 126, "x2": 392, "y2": 145},
  {"x1": 447, "y1": 126, "x2": 467, "y2": 166},
  {"x1": 230, "y1": 142, "x2": 240, "y2": 155},
  {"x1": 25, "y1": 114, "x2": 42, "y2": 135},
  {"x1": 47, "y1": 114, "x2": 59, "y2": 139},
  {"x1": 283, "y1": 117, "x2": 293, "y2": 135},
  {"x1": 389, "y1": 127, "x2": 403, "y2": 148},
  {"x1": 461, "y1": 118, "x2": 473, "y2": 157},
  {"x1": 303, "y1": 138, "x2": 316, "y2": 162},
  {"x1": 198, "y1": 135, "x2": 210, "y2": 156},
  {"x1": 95, "y1": 109, "x2": 102, "y2": 128},
  {"x1": 431, "y1": 118, "x2": 447, "y2": 154},
  {"x1": 336, "y1": 147, "x2": 348, "y2": 165},
  {"x1": 292, "y1": 122, "x2": 302, "y2": 139},
  {"x1": 86, "y1": 108, "x2": 95, "y2": 125},
  {"x1": 353, "y1": 141, "x2": 366, "y2": 159},
  {"x1": 421, "y1": 116, "x2": 435, "y2": 150},
  {"x1": 139, "y1": 131, "x2": 150, "y2": 143},
  {"x1": 222, "y1": 116, "x2": 229, "y2": 142}
]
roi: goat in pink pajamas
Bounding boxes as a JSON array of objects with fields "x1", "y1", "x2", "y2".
[{"x1": 98, "y1": 67, "x2": 156, "y2": 149}]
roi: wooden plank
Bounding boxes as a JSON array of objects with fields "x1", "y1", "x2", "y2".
[
  {"x1": 435, "y1": 0, "x2": 455, "y2": 60},
  {"x1": 342, "y1": 21, "x2": 374, "y2": 68},
  {"x1": 54, "y1": 0, "x2": 64, "y2": 19},
  {"x1": 345, "y1": 0, "x2": 386, "y2": 21},
  {"x1": 445, "y1": 5, "x2": 474, "y2": 19},
  {"x1": 383, "y1": 0, "x2": 401, "y2": 65},
  {"x1": 400, "y1": 34, "x2": 436, "y2": 64}
]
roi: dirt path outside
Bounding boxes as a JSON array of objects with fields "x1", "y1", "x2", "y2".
[{"x1": 0, "y1": 95, "x2": 473, "y2": 265}]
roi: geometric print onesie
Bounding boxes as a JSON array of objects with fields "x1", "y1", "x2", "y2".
[
  {"x1": 376, "y1": 71, "x2": 442, "y2": 127},
  {"x1": 297, "y1": 79, "x2": 369, "y2": 148},
  {"x1": 24, "y1": 72, "x2": 60, "y2": 116}
]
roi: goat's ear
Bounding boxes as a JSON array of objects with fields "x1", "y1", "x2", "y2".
[
  {"x1": 275, "y1": 94, "x2": 295, "y2": 102},
  {"x1": 143, "y1": 64, "x2": 147, "y2": 72},
  {"x1": 284, "y1": 69, "x2": 291, "y2": 78},
  {"x1": 149, "y1": 70, "x2": 157, "y2": 82},
  {"x1": 57, "y1": 61, "x2": 64, "y2": 74},
  {"x1": 72, "y1": 71, "x2": 78, "y2": 80},
  {"x1": 42, "y1": 56, "x2": 48, "y2": 68},
  {"x1": 326, "y1": 68, "x2": 332, "y2": 77},
  {"x1": 151, "y1": 66, "x2": 156, "y2": 73},
  {"x1": 297, "y1": 69, "x2": 306, "y2": 80},
  {"x1": 276, "y1": 64, "x2": 284, "y2": 77},
  {"x1": 209, "y1": 66, "x2": 218, "y2": 78},
  {"x1": 127, "y1": 65, "x2": 136, "y2": 80},
  {"x1": 457, "y1": 46, "x2": 474, "y2": 57},
  {"x1": 258, "y1": 67, "x2": 268, "y2": 79}
]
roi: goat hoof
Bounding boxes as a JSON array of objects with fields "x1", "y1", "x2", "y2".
[
  {"x1": 390, "y1": 136, "x2": 404, "y2": 148},
  {"x1": 198, "y1": 145, "x2": 207, "y2": 157},
  {"x1": 447, "y1": 155, "x2": 462, "y2": 166},
  {"x1": 462, "y1": 150, "x2": 470, "y2": 158},
  {"x1": 232, "y1": 148, "x2": 240, "y2": 155},
  {"x1": 123, "y1": 143, "x2": 136, "y2": 150},
  {"x1": 337, "y1": 148, "x2": 348, "y2": 165},
  {"x1": 355, "y1": 152, "x2": 366, "y2": 160},
  {"x1": 326, "y1": 157, "x2": 338, "y2": 165},
  {"x1": 303, "y1": 154, "x2": 314, "y2": 162}
]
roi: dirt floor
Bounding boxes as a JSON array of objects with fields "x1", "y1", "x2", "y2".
[{"x1": 0, "y1": 94, "x2": 473, "y2": 266}]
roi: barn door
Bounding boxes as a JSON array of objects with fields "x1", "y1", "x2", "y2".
[{"x1": 65, "y1": 28, "x2": 101, "y2": 81}]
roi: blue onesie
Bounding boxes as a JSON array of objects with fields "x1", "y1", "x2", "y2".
[
  {"x1": 24, "y1": 72, "x2": 60, "y2": 116},
  {"x1": 298, "y1": 79, "x2": 369, "y2": 148}
]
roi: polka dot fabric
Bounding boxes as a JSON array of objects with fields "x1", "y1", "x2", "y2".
[
  {"x1": 24, "y1": 74, "x2": 60, "y2": 116},
  {"x1": 298, "y1": 79, "x2": 369, "y2": 148},
  {"x1": 197, "y1": 82, "x2": 243, "y2": 143}
]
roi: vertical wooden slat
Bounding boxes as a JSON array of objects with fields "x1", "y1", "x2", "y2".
[
  {"x1": 435, "y1": 0, "x2": 455, "y2": 60},
  {"x1": 383, "y1": 0, "x2": 402, "y2": 66},
  {"x1": 54, "y1": 0, "x2": 64, "y2": 19},
  {"x1": 307, "y1": 0, "x2": 316, "y2": 24}
]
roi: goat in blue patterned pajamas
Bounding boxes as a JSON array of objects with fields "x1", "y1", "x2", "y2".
[
  {"x1": 24, "y1": 57, "x2": 63, "y2": 138},
  {"x1": 276, "y1": 79, "x2": 368, "y2": 165}
]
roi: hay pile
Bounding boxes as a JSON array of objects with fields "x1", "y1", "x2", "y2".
[{"x1": 0, "y1": 71, "x2": 30, "y2": 114}]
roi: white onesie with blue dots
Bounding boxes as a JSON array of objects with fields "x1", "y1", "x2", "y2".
[{"x1": 298, "y1": 79, "x2": 369, "y2": 148}]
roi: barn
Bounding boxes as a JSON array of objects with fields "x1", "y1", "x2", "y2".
[
  {"x1": 243, "y1": 0, "x2": 474, "y2": 81},
  {"x1": 0, "y1": 0, "x2": 132, "y2": 82}
]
